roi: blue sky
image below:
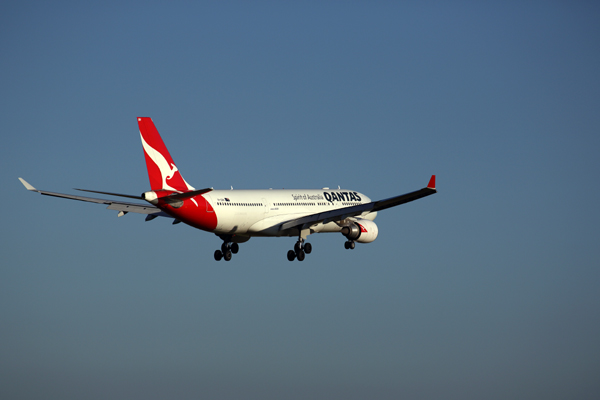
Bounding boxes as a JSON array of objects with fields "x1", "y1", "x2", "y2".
[{"x1": 2, "y1": 1, "x2": 599, "y2": 399}]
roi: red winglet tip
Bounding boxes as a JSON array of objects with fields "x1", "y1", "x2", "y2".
[{"x1": 427, "y1": 175, "x2": 436, "y2": 189}]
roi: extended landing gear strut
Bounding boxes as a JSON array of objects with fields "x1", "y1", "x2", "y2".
[
  {"x1": 214, "y1": 241, "x2": 239, "y2": 261},
  {"x1": 287, "y1": 239, "x2": 312, "y2": 262}
]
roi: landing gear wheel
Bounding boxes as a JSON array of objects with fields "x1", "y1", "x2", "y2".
[
  {"x1": 221, "y1": 242, "x2": 229, "y2": 253},
  {"x1": 214, "y1": 250, "x2": 223, "y2": 261},
  {"x1": 350, "y1": 241, "x2": 355, "y2": 250},
  {"x1": 287, "y1": 250, "x2": 296, "y2": 261},
  {"x1": 294, "y1": 242, "x2": 302, "y2": 254},
  {"x1": 344, "y1": 241, "x2": 355, "y2": 250},
  {"x1": 231, "y1": 243, "x2": 239, "y2": 254},
  {"x1": 304, "y1": 243, "x2": 312, "y2": 254},
  {"x1": 223, "y1": 250, "x2": 232, "y2": 261},
  {"x1": 296, "y1": 249, "x2": 305, "y2": 261},
  {"x1": 344, "y1": 241, "x2": 350, "y2": 249}
]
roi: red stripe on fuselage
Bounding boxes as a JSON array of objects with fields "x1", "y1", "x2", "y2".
[{"x1": 157, "y1": 195, "x2": 217, "y2": 232}]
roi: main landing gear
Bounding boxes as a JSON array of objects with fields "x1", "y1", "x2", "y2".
[
  {"x1": 214, "y1": 241, "x2": 239, "y2": 261},
  {"x1": 344, "y1": 240, "x2": 356, "y2": 250},
  {"x1": 287, "y1": 239, "x2": 312, "y2": 262}
]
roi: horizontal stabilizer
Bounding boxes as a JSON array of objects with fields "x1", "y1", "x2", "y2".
[{"x1": 163, "y1": 188, "x2": 213, "y2": 200}]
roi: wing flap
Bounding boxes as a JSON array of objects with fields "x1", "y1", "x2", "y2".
[{"x1": 106, "y1": 203, "x2": 170, "y2": 216}]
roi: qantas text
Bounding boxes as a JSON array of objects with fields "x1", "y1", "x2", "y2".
[{"x1": 323, "y1": 191, "x2": 362, "y2": 203}]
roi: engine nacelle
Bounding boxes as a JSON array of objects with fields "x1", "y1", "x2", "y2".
[
  {"x1": 341, "y1": 219, "x2": 378, "y2": 243},
  {"x1": 341, "y1": 223, "x2": 361, "y2": 240}
]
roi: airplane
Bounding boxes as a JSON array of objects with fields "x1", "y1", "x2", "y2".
[{"x1": 19, "y1": 117, "x2": 437, "y2": 261}]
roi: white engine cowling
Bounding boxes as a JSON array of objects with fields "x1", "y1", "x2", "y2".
[{"x1": 341, "y1": 219, "x2": 378, "y2": 243}]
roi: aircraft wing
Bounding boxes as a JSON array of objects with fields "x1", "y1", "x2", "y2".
[
  {"x1": 280, "y1": 175, "x2": 436, "y2": 231},
  {"x1": 18, "y1": 178, "x2": 171, "y2": 218}
]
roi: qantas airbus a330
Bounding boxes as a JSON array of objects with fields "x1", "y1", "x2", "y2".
[{"x1": 20, "y1": 117, "x2": 436, "y2": 261}]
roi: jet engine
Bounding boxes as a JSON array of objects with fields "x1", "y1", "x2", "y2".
[{"x1": 340, "y1": 219, "x2": 378, "y2": 243}]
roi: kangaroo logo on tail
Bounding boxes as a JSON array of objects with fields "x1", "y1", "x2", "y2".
[
  {"x1": 138, "y1": 117, "x2": 195, "y2": 192},
  {"x1": 140, "y1": 133, "x2": 190, "y2": 191}
]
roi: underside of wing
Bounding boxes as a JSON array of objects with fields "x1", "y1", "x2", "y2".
[
  {"x1": 279, "y1": 175, "x2": 436, "y2": 231},
  {"x1": 371, "y1": 176, "x2": 436, "y2": 212},
  {"x1": 279, "y1": 203, "x2": 372, "y2": 231}
]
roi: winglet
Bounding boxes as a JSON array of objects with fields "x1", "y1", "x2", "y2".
[
  {"x1": 19, "y1": 177, "x2": 37, "y2": 191},
  {"x1": 427, "y1": 175, "x2": 436, "y2": 189}
]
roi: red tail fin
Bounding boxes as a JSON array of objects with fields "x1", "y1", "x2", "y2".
[{"x1": 137, "y1": 117, "x2": 194, "y2": 192}]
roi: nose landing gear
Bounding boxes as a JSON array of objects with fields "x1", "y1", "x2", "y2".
[{"x1": 344, "y1": 240, "x2": 355, "y2": 250}]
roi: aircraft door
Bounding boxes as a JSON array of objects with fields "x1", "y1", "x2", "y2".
[{"x1": 204, "y1": 193, "x2": 214, "y2": 213}]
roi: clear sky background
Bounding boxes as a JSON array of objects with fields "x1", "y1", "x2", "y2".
[{"x1": 2, "y1": 1, "x2": 599, "y2": 399}]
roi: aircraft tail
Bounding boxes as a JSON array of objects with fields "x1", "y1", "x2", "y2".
[{"x1": 137, "y1": 117, "x2": 195, "y2": 192}]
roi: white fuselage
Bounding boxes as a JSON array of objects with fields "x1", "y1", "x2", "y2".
[{"x1": 205, "y1": 189, "x2": 376, "y2": 237}]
